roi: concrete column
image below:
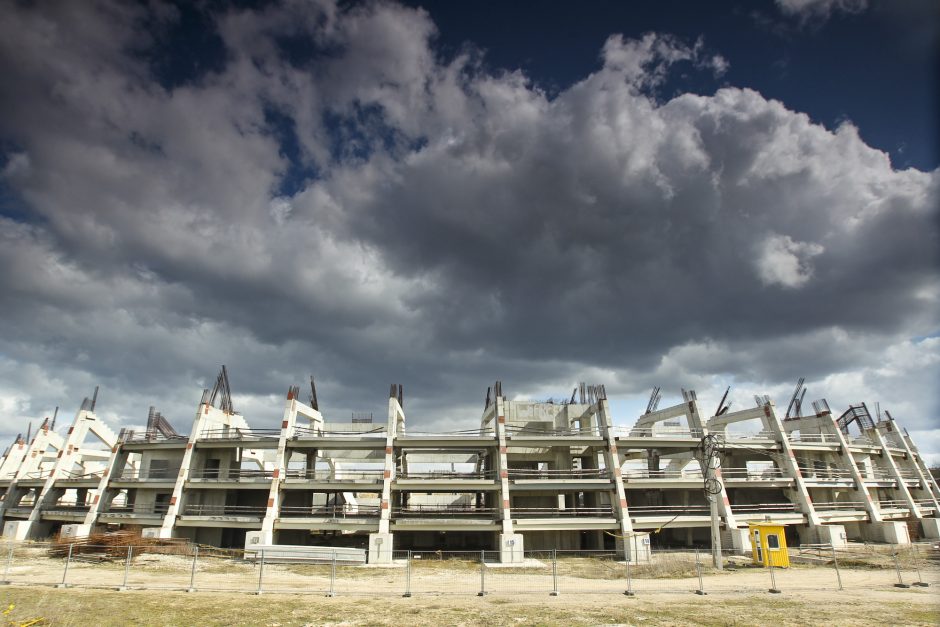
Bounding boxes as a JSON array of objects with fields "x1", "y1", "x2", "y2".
[
  {"x1": 868, "y1": 426, "x2": 921, "y2": 518},
  {"x1": 596, "y1": 399, "x2": 635, "y2": 559},
  {"x1": 762, "y1": 402, "x2": 823, "y2": 527},
  {"x1": 157, "y1": 403, "x2": 217, "y2": 537},
  {"x1": 493, "y1": 396, "x2": 523, "y2": 563},
  {"x1": 893, "y1": 425, "x2": 940, "y2": 511},
  {"x1": 823, "y1": 415, "x2": 883, "y2": 525},
  {"x1": 370, "y1": 390, "x2": 401, "y2": 564},
  {"x1": 259, "y1": 390, "x2": 299, "y2": 544}
]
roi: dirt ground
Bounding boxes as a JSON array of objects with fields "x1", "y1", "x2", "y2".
[
  {"x1": 0, "y1": 545, "x2": 938, "y2": 625},
  {"x1": 1, "y1": 583, "x2": 937, "y2": 626}
]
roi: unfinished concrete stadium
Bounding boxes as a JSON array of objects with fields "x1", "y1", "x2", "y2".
[{"x1": 1, "y1": 367, "x2": 938, "y2": 564}]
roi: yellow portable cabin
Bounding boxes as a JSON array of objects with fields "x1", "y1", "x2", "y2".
[{"x1": 748, "y1": 521, "x2": 789, "y2": 568}]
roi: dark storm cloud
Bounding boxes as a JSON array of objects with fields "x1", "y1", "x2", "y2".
[{"x1": 0, "y1": 0, "x2": 937, "y2": 457}]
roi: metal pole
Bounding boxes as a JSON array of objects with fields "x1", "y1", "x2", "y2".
[
  {"x1": 694, "y1": 549, "x2": 706, "y2": 595},
  {"x1": 327, "y1": 550, "x2": 336, "y2": 597},
  {"x1": 477, "y1": 549, "x2": 486, "y2": 596},
  {"x1": 623, "y1": 554, "x2": 635, "y2": 597},
  {"x1": 255, "y1": 549, "x2": 266, "y2": 595},
  {"x1": 892, "y1": 552, "x2": 910, "y2": 589},
  {"x1": 911, "y1": 545, "x2": 929, "y2": 587},
  {"x1": 57, "y1": 543, "x2": 73, "y2": 588},
  {"x1": 403, "y1": 550, "x2": 412, "y2": 598},
  {"x1": 550, "y1": 549, "x2": 559, "y2": 596},
  {"x1": 121, "y1": 545, "x2": 133, "y2": 590},
  {"x1": 2, "y1": 544, "x2": 14, "y2": 584},
  {"x1": 768, "y1": 561, "x2": 781, "y2": 594},
  {"x1": 830, "y1": 544, "x2": 843, "y2": 591},
  {"x1": 188, "y1": 545, "x2": 198, "y2": 592}
]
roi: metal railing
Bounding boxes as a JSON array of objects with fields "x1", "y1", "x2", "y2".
[
  {"x1": 105, "y1": 503, "x2": 170, "y2": 515},
  {"x1": 787, "y1": 432, "x2": 841, "y2": 444},
  {"x1": 622, "y1": 469, "x2": 702, "y2": 480},
  {"x1": 614, "y1": 427, "x2": 703, "y2": 439},
  {"x1": 730, "y1": 502, "x2": 799, "y2": 513},
  {"x1": 801, "y1": 468, "x2": 854, "y2": 480},
  {"x1": 877, "y1": 500, "x2": 910, "y2": 510},
  {"x1": 291, "y1": 425, "x2": 387, "y2": 438},
  {"x1": 114, "y1": 469, "x2": 180, "y2": 481},
  {"x1": 508, "y1": 468, "x2": 608, "y2": 480},
  {"x1": 627, "y1": 504, "x2": 710, "y2": 515},
  {"x1": 279, "y1": 505, "x2": 381, "y2": 518},
  {"x1": 123, "y1": 432, "x2": 188, "y2": 443},
  {"x1": 398, "y1": 470, "x2": 495, "y2": 480},
  {"x1": 813, "y1": 501, "x2": 867, "y2": 511},
  {"x1": 721, "y1": 467, "x2": 788, "y2": 480},
  {"x1": 198, "y1": 428, "x2": 281, "y2": 441},
  {"x1": 181, "y1": 504, "x2": 266, "y2": 517},
  {"x1": 504, "y1": 426, "x2": 603, "y2": 437},
  {"x1": 189, "y1": 468, "x2": 275, "y2": 481},
  {"x1": 284, "y1": 469, "x2": 385, "y2": 481},
  {"x1": 511, "y1": 507, "x2": 614, "y2": 518},
  {"x1": 59, "y1": 470, "x2": 105, "y2": 481},
  {"x1": 398, "y1": 429, "x2": 496, "y2": 438},
  {"x1": 41, "y1": 504, "x2": 90, "y2": 512},
  {"x1": 392, "y1": 505, "x2": 497, "y2": 518}
]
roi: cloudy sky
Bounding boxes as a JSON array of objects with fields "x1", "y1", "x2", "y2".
[{"x1": 1, "y1": 0, "x2": 938, "y2": 460}]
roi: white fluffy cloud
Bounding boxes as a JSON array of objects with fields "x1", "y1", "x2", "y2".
[{"x1": 0, "y1": 0, "x2": 937, "y2": 461}]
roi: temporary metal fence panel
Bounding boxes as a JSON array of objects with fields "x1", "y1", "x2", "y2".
[
  {"x1": 484, "y1": 550, "x2": 555, "y2": 596},
  {"x1": 0, "y1": 541, "x2": 936, "y2": 596},
  {"x1": 407, "y1": 550, "x2": 485, "y2": 596}
]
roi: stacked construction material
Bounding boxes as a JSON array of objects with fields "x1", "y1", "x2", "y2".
[{"x1": 48, "y1": 530, "x2": 190, "y2": 559}]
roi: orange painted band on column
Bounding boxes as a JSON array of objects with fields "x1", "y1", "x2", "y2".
[
  {"x1": 57, "y1": 451, "x2": 63, "y2": 458},
  {"x1": 272, "y1": 469, "x2": 279, "y2": 478},
  {"x1": 498, "y1": 416, "x2": 505, "y2": 424},
  {"x1": 500, "y1": 470, "x2": 508, "y2": 479},
  {"x1": 92, "y1": 495, "x2": 100, "y2": 504},
  {"x1": 384, "y1": 470, "x2": 391, "y2": 479},
  {"x1": 267, "y1": 498, "x2": 275, "y2": 507},
  {"x1": 385, "y1": 447, "x2": 393, "y2": 454},
  {"x1": 186, "y1": 443, "x2": 193, "y2": 450},
  {"x1": 169, "y1": 497, "x2": 177, "y2": 505},
  {"x1": 282, "y1": 420, "x2": 289, "y2": 428},
  {"x1": 68, "y1": 427, "x2": 74, "y2": 435},
  {"x1": 613, "y1": 468, "x2": 621, "y2": 477},
  {"x1": 609, "y1": 445, "x2": 617, "y2": 453},
  {"x1": 499, "y1": 446, "x2": 507, "y2": 454},
  {"x1": 502, "y1": 500, "x2": 510, "y2": 509},
  {"x1": 381, "y1": 502, "x2": 389, "y2": 509},
  {"x1": 619, "y1": 498, "x2": 628, "y2": 507}
]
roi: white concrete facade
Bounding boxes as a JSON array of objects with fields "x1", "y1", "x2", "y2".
[{"x1": 1, "y1": 374, "x2": 938, "y2": 563}]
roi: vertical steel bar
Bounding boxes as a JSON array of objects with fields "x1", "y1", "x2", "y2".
[
  {"x1": 403, "y1": 550, "x2": 412, "y2": 597},
  {"x1": 58, "y1": 543, "x2": 73, "y2": 588},
  {"x1": 188, "y1": 545, "x2": 198, "y2": 592},
  {"x1": 911, "y1": 545, "x2": 929, "y2": 587},
  {"x1": 623, "y1": 554, "x2": 635, "y2": 597},
  {"x1": 121, "y1": 545, "x2": 133, "y2": 589},
  {"x1": 694, "y1": 548, "x2": 706, "y2": 595},
  {"x1": 893, "y1": 552, "x2": 910, "y2": 588},
  {"x1": 328, "y1": 550, "x2": 336, "y2": 597},
  {"x1": 830, "y1": 545, "x2": 843, "y2": 590},
  {"x1": 477, "y1": 550, "x2": 486, "y2": 596},
  {"x1": 768, "y1": 561, "x2": 781, "y2": 593},
  {"x1": 2, "y1": 544, "x2": 14, "y2": 583},
  {"x1": 550, "y1": 549, "x2": 559, "y2": 596},
  {"x1": 256, "y1": 549, "x2": 265, "y2": 595}
]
